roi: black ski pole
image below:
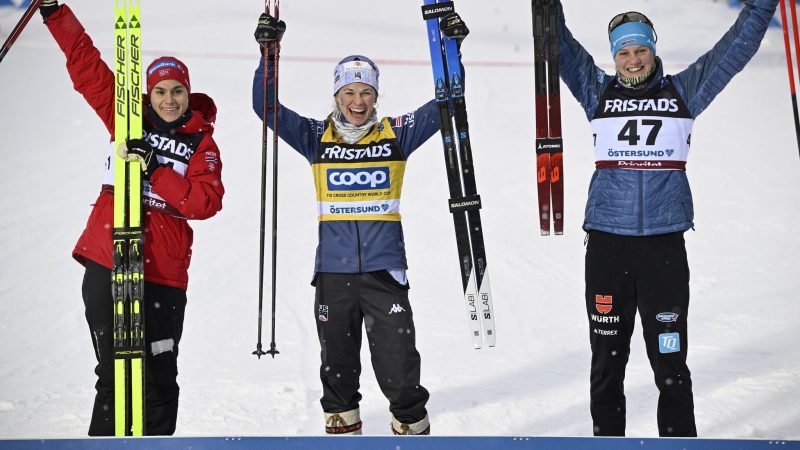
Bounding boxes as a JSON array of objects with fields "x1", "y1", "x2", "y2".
[
  {"x1": 253, "y1": 0, "x2": 280, "y2": 359},
  {"x1": 253, "y1": 0, "x2": 271, "y2": 359},
  {"x1": 0, "y1": 0, "x2": 44, "y2": 64},
  {"x1": 266, "y1": 0, "x2": 281, "y2": 359},
  {"x1": 779, "y1": 0, "x2": 800, "y2": 158}
]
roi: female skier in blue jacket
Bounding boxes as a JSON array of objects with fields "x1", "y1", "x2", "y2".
[
  {"x1": 557, "y1": 0, "x2": 779, "y2": 437},
  {"x1": 250, "y1": 12, "x2": 468, "y2": 436}
]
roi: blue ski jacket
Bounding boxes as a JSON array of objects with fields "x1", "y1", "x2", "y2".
[
  {"x1": 558, "y1": 0, "x2": 778, "y2": 236},
  {"x1": 252, "y1": 55, "x2": 441, "y2": 276}
]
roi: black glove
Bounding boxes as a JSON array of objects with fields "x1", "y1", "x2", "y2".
[
  {"x1": 440, "y1": 12, "x2": 469, "y2": 41},
  {"x1": 39, "y1": 0, "x2": 59, "y2": 20},
  {"x1": 254, "y1": 13, "x2": 286, "y2": 45},
  {"x1": 118, "y1": 139, "x2": 161, "y2": 180}
]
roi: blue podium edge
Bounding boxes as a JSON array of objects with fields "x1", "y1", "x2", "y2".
[{"x1": 0, "y1": 436, "x2": 798, "y2": 450}]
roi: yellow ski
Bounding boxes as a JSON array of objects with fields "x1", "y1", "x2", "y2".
[{"x1": 113, "y1": 0, "x2": 145, "y2": 437}]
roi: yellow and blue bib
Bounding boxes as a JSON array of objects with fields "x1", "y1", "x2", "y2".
[{"x1": 313, "y1": 118, "x2": 406, "y2": 222}]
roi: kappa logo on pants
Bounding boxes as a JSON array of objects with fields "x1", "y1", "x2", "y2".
[{"x1": 388, "y1": 303, "x2": 406, "y2": 314}]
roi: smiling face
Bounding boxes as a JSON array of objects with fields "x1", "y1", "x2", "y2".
[
  {"x1": 614, "y1": 44, "x2": 655, "y2": 79},
  {"x1": 150, "y1": 79, "x2": 189, "y2": 123},
  {"x1": 334, "y1": 82, "x2": 377, "y2": 126}
]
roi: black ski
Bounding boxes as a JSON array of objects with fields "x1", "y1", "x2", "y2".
[{"x1": 422, "y1": 0, "x2": 494, "y2": 348}]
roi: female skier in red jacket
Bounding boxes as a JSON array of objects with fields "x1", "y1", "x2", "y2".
[{"x1": 40, "y1": 0, "x2": 224, "y2": 435}]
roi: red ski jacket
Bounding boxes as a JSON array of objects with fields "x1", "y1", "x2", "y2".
[{"x1": 46, "y1": 5, "x2": 224, "y2": 290}]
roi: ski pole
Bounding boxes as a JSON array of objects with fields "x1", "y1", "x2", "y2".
[
  {"x1": 253, "y1": 0, "x2": 280, "y2": 359},
  {"x1": 253, "y1": 0, "x2": 271, "y2": 359},
  {"x1": 779, "y1": 0, "x2": 800, "y2": 158},
  {"x1": 0, "y1": 0, "x2": 44, "y2": 64},
  {"x1": 266, "y1": 0, "x2": 281, "y2": 359}
]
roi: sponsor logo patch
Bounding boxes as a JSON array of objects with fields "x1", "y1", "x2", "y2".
[
  {"x1": 327, "y1": 167, "x2": 390, "y2": 191},
  {"x1": 388, "y1": 303, "x2": 406, "y2": 314},
  {"x1": 656, "y1": 312, "x2": 679, "y2": 323},
  {"x1": 593, "y1": 328, "x2": 618, "y2": 336},
  {"x1": 327, "y1": 205, "x2": 389, "y2": 215},
  {"x1": 148, "y1": 60, "x2": 182, "y2": 76},
  {"x1": 595, "y1": 295, "x2": 613, "y2": 314},
  {"x1": 318, "y1": 305, "x2": 328, "y2": 322},
  {"x1": 142, "y1": 131, "x2": 195, "y2": 159},
  {"x1": 603, "y1": 98, "x2": 679, "y2": 113},
  {"x1": 591, "y1": 314, "x2": 620, "y2": 324},
  {"x1": 659, "y1": 332, "x2": 680, "y2": 353},
  {"x1": 321, "y1": 144, "x2": 392, "y2": 160},
  {"x1": 393, "y1": 113, "x2": 415, "y2": 129}
]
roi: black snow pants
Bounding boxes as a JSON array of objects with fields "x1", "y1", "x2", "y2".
[
  {"x1": 82, "y1": 260, "x2": 187, "y2": 436},
  {"x1": 585, "y1": 231, "x2": 697, "y2": 437},
  {"x1": 314, "y1": 271, "x2": 430, "y2": 423}
]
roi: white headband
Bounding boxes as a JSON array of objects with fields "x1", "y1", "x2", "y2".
[{"x1": 333, "y1": 58, "x2": 379, "y2": 94}]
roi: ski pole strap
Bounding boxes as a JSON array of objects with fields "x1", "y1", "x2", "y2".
[
  {"x1": 449, "y1": 195, "x2": 482, "y2": 213},
  {"x1": 421, "y1": 0, "x2": 454, "y2": 20},
  {"x1": 536, "y1": 137, "x2": 563, "y2": 154}
]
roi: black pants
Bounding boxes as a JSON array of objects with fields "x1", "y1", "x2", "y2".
[
  {"x1": 585, "y1": 231, "x2": 697, "y2": 437},
  {"x1": 82, "y1": 260, "x2": 187, "y2": 436},
  {"x1": 314, "y1": 271, "x2": 430, "y2": 423}
]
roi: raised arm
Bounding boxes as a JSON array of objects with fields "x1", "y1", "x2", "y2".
[
  {"x1": 252, "y1": 55, "x2": 327, "y2": 163},
  {"x1": 673, "y1": 0, "x2": 780, "y2": 117},
  {"x1": 393, "y1": 99, "x2": 441, "y2": 158},
  {"x1": 44, "y1": 4, "x2": 115, "y2": 136},
  {"x1": 252, "y1": 14, "x2": 323, "y2": 163},
  {"x1": 557, "y1": 2, "x2": 610, "y2": 120}
]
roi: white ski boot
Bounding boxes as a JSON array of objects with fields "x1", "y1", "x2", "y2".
[
  {"x1": 324, "y1": 408, "x2": 362, "y2": 435},
  {"x1": 391, "y1": 415, "x2": 430, "y2": 435}
]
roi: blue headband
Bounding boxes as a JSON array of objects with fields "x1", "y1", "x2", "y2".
[{"x1": 609, "y1": 22, "x2": 656, "y2": 57}]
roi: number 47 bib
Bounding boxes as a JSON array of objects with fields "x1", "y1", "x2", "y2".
[{"x1": 590, "y1": 81, "x2": 694, "y2": 170}]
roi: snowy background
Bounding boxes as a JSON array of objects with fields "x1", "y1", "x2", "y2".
[{"x1": 1, "y1": 0, "x2": 798, "y2": 440}]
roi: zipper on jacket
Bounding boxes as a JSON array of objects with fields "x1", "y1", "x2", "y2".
[
  {"x1": 638, "y1": 171, "x2": 644, "y2": 236},
  {"x1": 355, "y1": 221, "x2": 363, "y2": 272}
]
